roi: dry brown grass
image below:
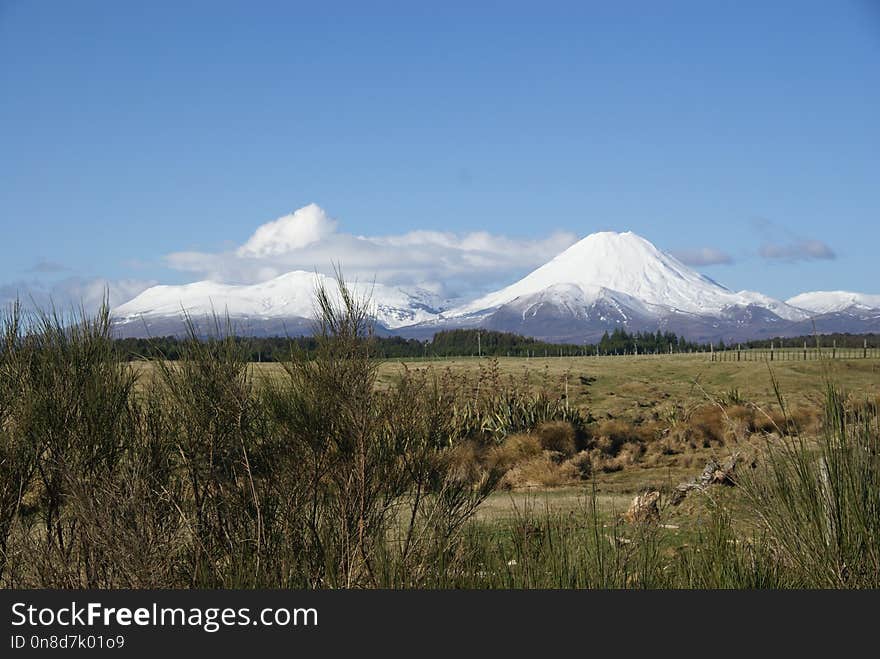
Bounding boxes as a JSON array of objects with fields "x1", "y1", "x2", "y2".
[
  {"x1": 486, "y1": 433, "x2": 543, "y2": 474},
  {"x1": 443, "y1": 441, "x2": 485, "y2": 485},
  {"x1": 561, "y1": 451, "x2": 593, "y2": 480},
  {"x1": 478, "y1": 397, "x2": 823, "y2": 489},
  {"x1": 534, "y1": 421, "x2": 578, "y2": 457},
  {"x1": 485, "y1": 424, "x2": 592, "y2": 489},
  {"x1": 502, "y1": 455, "x2": 574, "y2": 489}
]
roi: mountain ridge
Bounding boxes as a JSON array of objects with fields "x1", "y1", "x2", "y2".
[{"x1": 111, "y1": 231, "x2": 878, "y2": 343}]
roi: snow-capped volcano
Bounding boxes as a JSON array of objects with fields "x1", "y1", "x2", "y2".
[
  {"x1": 435, "y1": 231, "x2": 809, "y2": 342},
  {"x1": 786, "y1": 291, "x2": 880, "y2": 315},
  {"x1": 112, "y1": 230, "x2": 875, "y2": 343},
  {"x1": 113, "y1": 270, "x2": 443, "y2": 337}
]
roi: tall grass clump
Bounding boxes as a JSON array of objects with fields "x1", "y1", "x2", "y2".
[
  {"x1": 673, "y1": 506, "x2": 787, "y2": 588},
  {"x1": 416, "y1": 359, "x2": 588, "y2": 444},
  {"x1": 423, "y1": 493, "x2": 788, "y2": 589},
  {"x1": 737, "y1": 383, "x2": 880, "y2": 587},
  {"x1": 467, "y1": 492, "x2": 669, "y2": 589}
]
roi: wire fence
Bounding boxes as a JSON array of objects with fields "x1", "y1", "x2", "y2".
[
  {"x1": 371, "y1": 340, "x2": 880, "y2": 362},
  {"x1": 708, "y1": 343, "x2": 880, "y2": 362}
]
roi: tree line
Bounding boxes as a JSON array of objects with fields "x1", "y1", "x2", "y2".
[
  {"x1": 740, "y1": 333, "x2": 880, "y2": 349},
  {"x1": 112, "y1": 329, "x2": 880, "y2": 361},
  {"x1": 113, "y1": 327, "x2": 714, "y2": 361}
]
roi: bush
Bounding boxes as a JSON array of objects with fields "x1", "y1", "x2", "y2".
[{"x1": 0, "y1": 282, "x2": 517, "y2": 588}]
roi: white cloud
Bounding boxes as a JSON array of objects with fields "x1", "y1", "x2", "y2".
[
  {"x1": 164, "y1": 203, "x2": 578, "y2": 298},
  {"x1": 236, "y1": 203, "x2": 338, "y2": 257}
]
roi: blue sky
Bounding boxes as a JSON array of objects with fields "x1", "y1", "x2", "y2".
[{"x1": 1, "y1": 0, "x2": 878, "y2": 308}]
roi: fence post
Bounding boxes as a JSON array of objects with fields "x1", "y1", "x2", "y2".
[
  {"x1": 865, "y1": 339, "x2": 868, "y2": 359},
  {"x1": 770, "y1": 342, "x2": 774, "y2": 361},
  {"x1": 833, "y1": 340, "x2": 836, "y2": 360}
]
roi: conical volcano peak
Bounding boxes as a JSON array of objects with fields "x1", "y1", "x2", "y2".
[
  {"x1": 452, "y1": 231, "x2": 715, "y2": 315},
  {"x1": 549, "y1": 230, "x2": 670, "y2": 266},
  {"x1": 449, "y1": 230, "x2": 806, "y2": 321}
]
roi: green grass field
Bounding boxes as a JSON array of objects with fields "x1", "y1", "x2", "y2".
[
  {"x1": 132, "y1": 351, "x2": 880, "y2": 425},
  {"x1": 372, "y1": 353, "x2": 880, "y2": 420}
]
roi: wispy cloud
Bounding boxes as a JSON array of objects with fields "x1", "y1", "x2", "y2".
[
  {"x1": 669, "y1": 247, "x2": 733, "y2": 267},
  {"x1": 751, "y1": 218, "x2": 836, "y2": 263},
  {"x1": 27, "y1": 260, "x2": 71, "y2": 274},
  {"x1": 164, "y1": 203, "x2": 579, "y2": 298},
  {"x1": 758, "y1": 239, "x2": 836, "y2": 262}
]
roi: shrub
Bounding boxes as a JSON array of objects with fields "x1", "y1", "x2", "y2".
[{"x1": 0, "y1": 281, "x2": 512, "y2": 588}]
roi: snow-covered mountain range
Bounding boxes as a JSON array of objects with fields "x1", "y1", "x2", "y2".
[
  {"x1": 113, "y1": 271, "x2": 445, "y2": 337},
  {"x1": 112, "y1": 231, "x2": 879, "y2": 342},
  {"x1": 785, "y1": 291, "x2": 880, "y2": 315}
]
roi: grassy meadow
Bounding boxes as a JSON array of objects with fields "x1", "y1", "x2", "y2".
[
  {"x1": 2, "y1": 289, "x2": 880, "y2": 589},
  {"x1": 280, "y1": 353, "x2": 879, "y2": 508}
]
